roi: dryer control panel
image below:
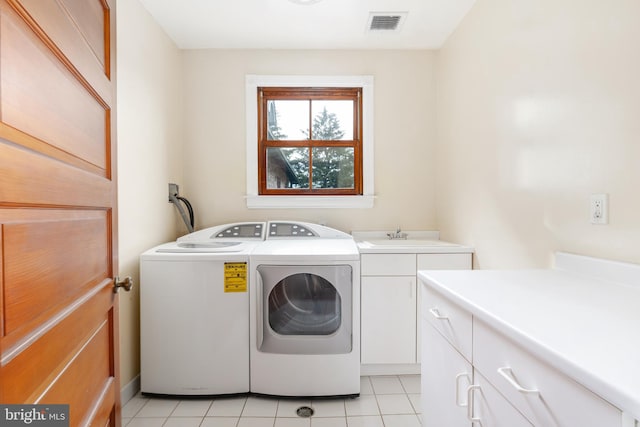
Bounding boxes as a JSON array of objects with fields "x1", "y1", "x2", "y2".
[
  {"x1": 268, "y1": 222, "x2": 318, "y2": 237},
  {"x1": 265, "y1": 221, "x2": 352, "y2": 239}
]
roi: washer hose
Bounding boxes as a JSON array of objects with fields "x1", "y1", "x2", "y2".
[{"x1": 169, "y1": 194, "x2": 194, "y2": 233}]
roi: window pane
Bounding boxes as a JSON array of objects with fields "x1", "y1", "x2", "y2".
[
  {"x1": 312, "y1": 147, "x2": 355, "y2": 189},
  {"x1": 266, "y1": 147, "x2": 309, "y2": 189},
  {"x1": 267, "y1": 100, "x2": 309, "y2": 140},
  {"x1": 258, "y1": 85, "x2": 364, "y2": 196},
  {"x1": 311, "y1": 100, "x2": 354, "y2": 140}
]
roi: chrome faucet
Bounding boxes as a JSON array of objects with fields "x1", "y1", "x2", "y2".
[{"x1": 387, "y1": 226, "x2": 408, "y2": 240}]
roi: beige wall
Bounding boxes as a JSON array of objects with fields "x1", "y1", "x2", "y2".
[
  {"x1": 115, "y1": 0, "x2": 640, "y2": 391},
  {"x1": 436, "y1": 0, "x2": 640, "y2": 268},
  {"x1": 116, "y1": 0, "x2": 184, "y2": 387},
  {"x1": 181, "y1": 49, "x2": 438, "y2": 233}
]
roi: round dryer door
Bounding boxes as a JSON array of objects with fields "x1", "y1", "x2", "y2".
[{"x1": 256, "y1": 264, "x2": 353, "y2": 355}]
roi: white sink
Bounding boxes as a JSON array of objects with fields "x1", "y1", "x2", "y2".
[
  {"x1": 353, "y1": 231, "x2": 473, "y2": 254},
  {"x1": 360, "y1": 239, "x2": 458, "y2": 247}
]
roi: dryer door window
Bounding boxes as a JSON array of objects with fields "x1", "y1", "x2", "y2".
[
  {"x1": 257, "y1": 264, "x2": 353, "y2": 355},
  {"x1": 268, "y1": 273, "x2": 341, "y2": 336}
]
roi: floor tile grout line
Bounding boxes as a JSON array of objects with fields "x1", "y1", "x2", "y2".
[{"x1": 129, "y1": 376, "x2": 421, "y2": 425}]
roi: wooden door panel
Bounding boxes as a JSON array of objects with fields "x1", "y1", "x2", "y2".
[
  {"x1": 0, "y1": 141, "x2": 111, "y2": 205},
  {"x1": 3, "y1": 214, "x2": 109, "y2": 339},
  {"x1": 3, "y1": 282, "x2": 119, "y2": 426},
  {"x1": 12, "y1": 0, "x2": 112, "y2": 99},
  {"x1": 39, "y1": 315, "x2": 113, "y2": 426},
  {"x1": 57, "y1": 0, "x2": 108, "y2": 68},
  {"x1": 1, "y1": 285, "x2": 113, "y2": 402},
  {"x1": 0, "y1": 0, "x2": 120, "y2": 425},
  {"x1": 0, "y1": 1, "x2": 109, "y2": 172}
]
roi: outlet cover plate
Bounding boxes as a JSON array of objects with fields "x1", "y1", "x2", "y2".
[{"x1": 590, "y1": 193, "x2": 608, "y2": 225}]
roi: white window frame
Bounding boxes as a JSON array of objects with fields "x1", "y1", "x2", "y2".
[{"x1": 245, "y1": 75, "x2": 375, "y2": 209}]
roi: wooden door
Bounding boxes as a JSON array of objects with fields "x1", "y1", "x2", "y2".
[{"x1": 0, "y1": 0, "x2": 121, "y2": 426}]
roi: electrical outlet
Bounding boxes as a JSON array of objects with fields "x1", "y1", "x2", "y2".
[
  {"x1": 590, "y1": 193, "x2": 608, "y2": 225},
  {"x1": 168, "y1": 183, "x2": 179, "y2": 201}
]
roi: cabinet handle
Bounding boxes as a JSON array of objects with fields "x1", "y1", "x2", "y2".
[
  {"x1": 497, "y1": 367, "x2": 539, "y2": 394},
  {"x1": 455, "y1": 373, "x2": 471, "y2": 407},
  {"x1": 429, "y1": 307, "x2": 448, "y2": 320},
  {"x1": 466, "y1": 384, "x2": 482, "y2": 424}
]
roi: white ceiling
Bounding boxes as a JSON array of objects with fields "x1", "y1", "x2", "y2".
[{"x1": 137, "y1": 0, "x2": 477, "y2": 50}]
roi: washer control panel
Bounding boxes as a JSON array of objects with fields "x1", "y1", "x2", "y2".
[
  {"x1": 215, "y1": 223, "x2": 264, "y2": 238},
  {"x1": 268, "y1": 222, "x2": 318, "y2": 237}
]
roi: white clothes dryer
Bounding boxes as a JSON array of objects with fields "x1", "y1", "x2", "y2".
[
  {"x1": 249, "y1": 221, "x2": 361, "y2": 398},
  {"x1": 139, "y1": 222, "x2": 265, "y2": 396}
]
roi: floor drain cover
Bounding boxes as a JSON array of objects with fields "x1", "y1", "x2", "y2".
[{"x1": 296, "y1": 406, "x2": 314, "y2": 418}]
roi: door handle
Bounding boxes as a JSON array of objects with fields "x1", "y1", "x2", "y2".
[
  {"x1": 429, "y1": 307, "x2": 448, "y2": 320},
  {"x1": 113, "y1": 276, "x2": 133, "y2": 293},
  {"x1": 497, "y1": 367, "x2": 539, "y2": 394},
  {"x1": 466, "y1": 384, "x2": 482, "y2": 424},
  {"x1": 455, "y1": 373, "x2": 471, "y2": 407}
]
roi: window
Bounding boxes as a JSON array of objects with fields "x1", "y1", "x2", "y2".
[
  {"x1": 246, "y1": 75, "x2": 374, "y2": 209},
  {"x1": 258, "y1": 87, "x2": 362, "y2": 195}
]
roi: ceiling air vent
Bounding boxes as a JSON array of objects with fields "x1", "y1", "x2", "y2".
[{"x1": 367, "y1": 12, "x2": 407, "y2": 32}]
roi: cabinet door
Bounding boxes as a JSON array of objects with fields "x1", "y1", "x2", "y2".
[
  {"x1": 469, "y1": 372, "x2": 533, "y2": 427},
  {"x1": 417, "y1": 255, "x2": 471, "y2": 361},
  {"x1": 417, "y1": 253, "x2": 472, "y2": 270},
  {"x1": 422, "y1": 322, "x2": 471, "y2": 427},
  {"x1": 361, "y1": 276, "x2": 416, "y2": 364},
  {"x1": 422, "y1": 285, "x2": 473, "y2": 362},
  {"x1": 474, "y1": 320, "x2": 622, "y2": 427},
  {"x1": 361, "y1": 253, "x2": 416, "y2": 276}
]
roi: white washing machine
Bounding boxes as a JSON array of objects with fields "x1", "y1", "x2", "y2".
[
  {"x1": 249, "y1": 221, "x2": 361, "y2": 397},
  {"x1": 139, "y1": 222, "x2": 265, "y2": 396}
]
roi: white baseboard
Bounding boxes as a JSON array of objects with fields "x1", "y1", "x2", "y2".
[{"x1": 121, "y1": 375, "x2": 140, "y2": 405}]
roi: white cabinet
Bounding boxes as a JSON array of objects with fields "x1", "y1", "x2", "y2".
[
  {"x1": 471, "y1": 372, "x2": 533, "y2": 427},
  {"x1": 422, "y1": 285, "x2": 472, "y2": 361},
  {"x1": 416, "y1": 253, "x2": 471, "y2": 361},
  {"x1": 417, "y1": 253, "x2": 471, "y2": 270},
  {"x1": 361, "y1": 253, "x2": 416, "y2": 276},
  {"x1": 422, "y1": 319, "x2": 472, "y2": 426},
  {"x1": 361, "y1": 254, "x2": 416, "y2": 365},
  {"x1": 421, "y1": 288, "x2": 531, "y2": 426},
  {"x1": 360, "y1": 252, "x2": 471, "y2": 371},
  {"x1": 421, "y1": 281, "x2": 625, "y2": 427},
  {"x1": 474, "y1": 319, "x2": 621, "y2": 427},
  {"x1": 361, "y1": 276, "x2": 416, "y2": 364}
]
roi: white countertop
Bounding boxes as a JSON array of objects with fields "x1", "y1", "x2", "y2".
[
  {"x1": 352, "y1": 231, "x2": 474, "y2": 254},
  {"x1": 418, "y1": 253, "x2": 640, "y2": 421}
]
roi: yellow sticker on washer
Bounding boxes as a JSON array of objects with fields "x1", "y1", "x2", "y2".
[{"x1": 224, "y1": 262, "x2": 247, "y2": 292}]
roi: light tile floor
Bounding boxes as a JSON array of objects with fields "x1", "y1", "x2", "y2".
[{"x1": 122, "y1": 375, "x2": 421, "y2": 427}]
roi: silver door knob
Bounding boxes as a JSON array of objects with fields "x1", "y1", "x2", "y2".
[{"x1": 113, "y1": 276, "x2": 133, "y2": 293}]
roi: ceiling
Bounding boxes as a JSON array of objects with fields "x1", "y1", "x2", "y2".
[{"x1": 137, "y1": 0, "x2": 477, "y2": 50}]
